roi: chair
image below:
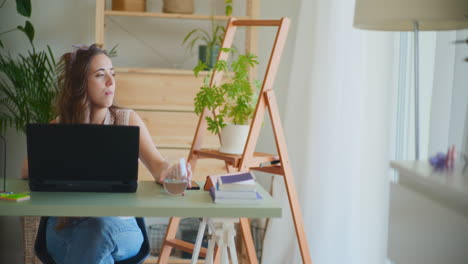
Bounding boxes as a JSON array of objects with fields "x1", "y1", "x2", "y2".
[{"x1": 34, "y1": 217, "x2": 150, "y2": 264}]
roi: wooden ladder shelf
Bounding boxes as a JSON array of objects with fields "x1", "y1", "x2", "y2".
[{"x1": 157, "y1": 17, "x2": 312, "y2": 264}]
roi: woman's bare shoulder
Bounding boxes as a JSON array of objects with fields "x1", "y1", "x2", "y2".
[{"x1": 127, "y1": 109, "x2": 142, "y2": 126}]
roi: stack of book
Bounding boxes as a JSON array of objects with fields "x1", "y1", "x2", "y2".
[
  {"x1": 0, "y1": 192, "x2": 30, "y2": 202},
  {"x1": 205, "y1": 171, "x2": 262, "y2": 204}
]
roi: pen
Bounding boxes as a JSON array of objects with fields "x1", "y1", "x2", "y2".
[{"x1": 259, "y1": 160, "x2": 281, "y2": 168}]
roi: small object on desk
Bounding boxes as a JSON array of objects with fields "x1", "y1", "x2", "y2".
[
  {"x1": 163, "y1": 158, "x2": 188, "y2": 195},
  {"x1": 204, "y1": 174, "x2": 219, "y2": 191},
  {"x1": 217, "y1": 171, "x2": 256, "y2": 191},
  {"x1": 206, "y1": 172, "x2": 260, "y2": 204},
  {"x1": 429, "y1": 145, "x2": 457, "y2": 170},
  {"x1": 209, "y1": 187, "x2": 262, "y2": 204},
  {"x1": 446, "y1": 145, "x2": 456, "y2": 168},
  {"x1": 157, "y1": 180, "x2": 199, "y2": 189},
  {"x1": 210, "y1": 187, "x2": 258, "y2": 200},
  {"x1": 188, "y1": 181, "x2": 200, "y2": 190},
  {"x1": 163, "y1": 179, "x2": 187, "y2": 195},
  {"x1": 259, "y1": 160, "x2": 280, "y2": 168},
  {"x1": 204, "y1": 171, "x2": 256, "y2": 191},
  {"x1": 0, "y1": 192, "x2": 30, "y2": 202},
  {"x1": 429, "y1": 152, "x2": 448, "y2": 169}
]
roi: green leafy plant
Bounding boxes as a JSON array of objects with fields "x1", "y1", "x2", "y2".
[
  {"x1": 0, "y1": 47, "x2": 58, "y2": 134},
  {"x1": 182, "y1": 19, "x2": 225, "y2": 67},
  {"x1": 0, "y1": 0, "x2": 34, "y2": 47},
  {"x1": 193, "y1": 48, "x2": 261, "y2": 135},
  {"x1": 182, "y1": 1, "x2": 233, "y2": 68},
  {"x1": 224, "y1": 0, "x2": 233, "y2": 16},
  {"x1": 0, "y1": 0, "x2": 60, "y2": 135},
  {"x1": 182, "y1": 20, "x2": 225, "y2": 54}
]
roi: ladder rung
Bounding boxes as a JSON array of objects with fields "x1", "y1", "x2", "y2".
[
  {"x1": 194, "y1": 149, "x2": 240, "y2": 166},
  {"x1": 250, "y1": 165, "x2": 284, "y2": 175},
  {"x1": 165, "y1": 239, "x2": 207, "y2": 258},
  {"x1": 194, "y1": 149, "x2": 279, "y2": 168}
]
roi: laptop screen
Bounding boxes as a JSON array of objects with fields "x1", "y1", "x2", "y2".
[{"x1": 26, "y1": 124, "x2": 139, "y2": 191}]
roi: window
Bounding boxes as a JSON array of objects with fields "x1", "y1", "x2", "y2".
[{"x1": 394, "y1": 29, "x2": 468, "y2": 161}]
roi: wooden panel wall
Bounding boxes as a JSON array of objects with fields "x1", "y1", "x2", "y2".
[
  {"x1": 138, "y1": 149, "x2": 226, "y2": 182},
  {"x1": 115, "y1": 69, "x2": 204, "y2": 111},
  {"x1": 114, "y1": 68, "x2": 225, "y2": 182},
  {"x1": 136, "y1": 111, "x2": 219, "y2": 149}
]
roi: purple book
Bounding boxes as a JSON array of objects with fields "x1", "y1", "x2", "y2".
[
  {"x1": 219, "y1": 172, "x2": 254, "y2": 184},
  {"x1": 217, "y1": 172, "x2": 256, "y2": 191}
]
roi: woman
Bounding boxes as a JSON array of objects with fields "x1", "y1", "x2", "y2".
[{"x1": 21, "y1": 44, "x2": 191, "y2": 263}]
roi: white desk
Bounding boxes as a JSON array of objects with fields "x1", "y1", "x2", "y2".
[{"x1": 390, "y1": 160, "x2": 468, "y2": 217}]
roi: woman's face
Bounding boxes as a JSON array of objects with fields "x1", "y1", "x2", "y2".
[{"x1": 87, "y1": 54, "x2": 115, "y2": 109}]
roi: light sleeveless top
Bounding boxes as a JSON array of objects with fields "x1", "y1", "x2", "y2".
[
  {"x1": 103, "y1": 108, "x2": 132, "y2": 126},
  {"x1": 56, "y1": 109, "x2": 132, "y2": 125}
]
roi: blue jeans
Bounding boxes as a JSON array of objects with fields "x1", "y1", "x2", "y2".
[{"x1": 46, "y1": 217, "x2": 144, "y2": 264}]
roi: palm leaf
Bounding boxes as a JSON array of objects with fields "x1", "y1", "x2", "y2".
[{"x1": 0, "y1": 47, "x2": 58, "y2": 134}]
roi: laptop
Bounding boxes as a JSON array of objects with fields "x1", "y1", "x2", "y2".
[{"x1": 26, "y1": 123, "x2": 140, "y2": 193}]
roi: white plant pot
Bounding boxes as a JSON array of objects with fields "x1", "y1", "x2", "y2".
[{"x1": 219, "y1": 124, "x2": 250, "y2": 155}]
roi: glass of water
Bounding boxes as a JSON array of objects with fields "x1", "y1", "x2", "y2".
[{"x1": 163, "y1": 158, "x2": 188, "y2": 196}]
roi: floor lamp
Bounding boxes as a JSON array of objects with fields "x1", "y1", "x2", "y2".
[{"x1": 353, "y1": 0, "x2": 468, "y2": 160}]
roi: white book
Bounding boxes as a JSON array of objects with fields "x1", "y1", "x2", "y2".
[
  {"x1": 213, "y1": 188, "x2": 258, "y2": 200},
  {"x1": 209, "y1": 188, "x2": 263, "y2": 204}
]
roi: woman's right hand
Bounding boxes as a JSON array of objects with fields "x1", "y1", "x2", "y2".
[{"x1": 159, "y1": 160, "x2": 192, "y2": 188}]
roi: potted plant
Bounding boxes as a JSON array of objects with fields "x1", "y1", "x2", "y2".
[
  {"x1": 183, "y1": 20, "x2": 225, "y2": 70},
  {"x1": 182, "y1": 0, "x2": 233, "y2": 69},
  {"x1": 193, "y1": 48, "x2": 260, "y2": 154}
]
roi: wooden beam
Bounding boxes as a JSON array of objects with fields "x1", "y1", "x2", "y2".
[
  {"x1": 95, "y1": 0, "x2": 105, "y2": 47},
  {"x1": 105, "y1": 10, "x2": 248, "y2": 20}
]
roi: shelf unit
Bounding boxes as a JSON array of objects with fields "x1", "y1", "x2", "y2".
[
  {"x1": 95, "y1": 0, "x2": 259, "y2": 74},
  {"x1": 104, "y1": 10, "x2": 248, "y2": 20},
  {"x1": 94, "y1": 0, "x2": 259, "y2": 181}
]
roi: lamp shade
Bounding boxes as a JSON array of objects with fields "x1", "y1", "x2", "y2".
[{"x1": 354, "y1": 0, "x2": 468, "y2": 31}]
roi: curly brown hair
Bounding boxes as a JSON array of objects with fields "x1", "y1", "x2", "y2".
[{"x1": 55, "y1": 44, "x2": 118, "y2": 124}]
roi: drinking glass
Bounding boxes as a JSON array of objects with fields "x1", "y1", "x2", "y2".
[{"x1": 163, "y1": 158, "x2": 188, "y2": 195}]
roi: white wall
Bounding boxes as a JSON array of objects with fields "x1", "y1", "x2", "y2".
[{"x1": 0, "y1": 0, "x2": 301, "y2": 263}]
